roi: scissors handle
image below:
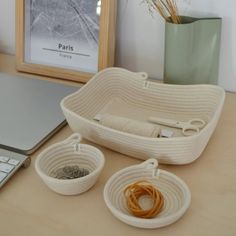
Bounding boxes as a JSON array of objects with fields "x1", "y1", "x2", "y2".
[
  {"x1": 182, "y1": 125, "x2": 199, "y2": 136},
  {"x1": 148, "y1": 116, "x2": 206, "y2": 136},
  {"x1": 188, "y1": 118, "x2": 206, "y2": 129}
]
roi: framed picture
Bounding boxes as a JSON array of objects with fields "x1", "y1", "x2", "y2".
[{"x1": 16, "y1": 0, "x2": 117, "y2": 83}]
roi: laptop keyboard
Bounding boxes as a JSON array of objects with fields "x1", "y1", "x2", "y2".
[{"x1": 0, "y1": 150, "x2": 30, "y2": 188}]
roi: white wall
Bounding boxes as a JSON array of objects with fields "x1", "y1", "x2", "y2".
[
  {"x1": 0, "y1": 0, "x2": 15, "y2": 54},
  {"x1": 0, "y1": 0, "x2": 235, "y2": 91}
]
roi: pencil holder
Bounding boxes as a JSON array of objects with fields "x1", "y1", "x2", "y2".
[{"x1": 164, "y1": 16, "x2": 222, "y2": 85}]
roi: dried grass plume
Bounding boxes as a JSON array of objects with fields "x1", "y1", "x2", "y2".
[{"x1": 143, "y1": 0, "x2": 181, "y2": 24}]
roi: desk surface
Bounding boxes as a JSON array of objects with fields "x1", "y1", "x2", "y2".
[{"x1": 0, "y1": 53, "x2": 236, "y2": 236}]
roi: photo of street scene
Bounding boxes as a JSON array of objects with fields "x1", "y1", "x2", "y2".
[{"x1": 25, "y1": 0, "x2": 100, "y2": 73}]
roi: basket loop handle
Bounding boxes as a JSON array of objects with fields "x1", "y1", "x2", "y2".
[
  {"x1": 136, "y1": 72, "x2": 151, "y2": 89},
  {"x1": 139, "y1": 159, "x2": 159, "y2": 177},
  {"x1": 137, "y1": 72, "x2": 148, "y2": 80},
  {"x1": 62, "y1": 133, "x2": 82, "y2": 153},
  {"x1": 63, "y1": 133, "x2": 81, "y2": 143},
  {"x1": 139, "y1": 158, "x2": 158, "y2": 168}
]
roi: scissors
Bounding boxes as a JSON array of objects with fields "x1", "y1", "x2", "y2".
[{"x1": 148, "y1": 117, "x2": 206, "y2": 136}]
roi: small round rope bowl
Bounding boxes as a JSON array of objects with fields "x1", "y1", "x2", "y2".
[
  {"x1": 35, "y1": 133, "x2": 105, "y2": 195},
  {"x1": 103, "y1": 159, "x2": 191, "y2": 229}
]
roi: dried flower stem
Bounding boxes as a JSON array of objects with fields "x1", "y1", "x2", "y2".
[{"x1": 144, "y1": 0, "x2": 181, "y2": 24}]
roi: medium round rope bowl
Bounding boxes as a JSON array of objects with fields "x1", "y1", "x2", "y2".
[
  {"x1": 35, "y1": 133, "x2": 105, "y2": 195},
  {"x1": 103, "y1": 159, "x2": 191, "y2": 229}
]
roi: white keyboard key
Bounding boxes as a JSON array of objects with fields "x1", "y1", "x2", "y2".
[
  {"x1": 0, "y1": 156, "x2": 9, "y2": 162},
  {"x1": 8, "y1": 159, "x2": 20, "y2": 166},
  {"x1": 0, "y1": 163, "x2": 14, "y2": 173},
  {"x1": 0, "y1": 171, "x2": 7, "y2": 182}
]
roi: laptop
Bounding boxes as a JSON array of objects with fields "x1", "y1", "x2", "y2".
[{"x1": 0, "y1": 72, "x2": 78, "y2": 187}]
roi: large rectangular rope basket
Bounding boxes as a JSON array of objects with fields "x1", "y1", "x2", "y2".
[{"x1": 61, "y1": 68, "x2": 225, "y2": 165}]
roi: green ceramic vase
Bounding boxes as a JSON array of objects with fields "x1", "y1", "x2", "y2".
[{"x1": 164, "y1": 16, "x2": 222, "y2": 85}]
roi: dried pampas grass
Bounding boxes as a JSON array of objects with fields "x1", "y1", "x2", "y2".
[{"x1": 144, "y1": 0, "x2": 181, "y2": 24}]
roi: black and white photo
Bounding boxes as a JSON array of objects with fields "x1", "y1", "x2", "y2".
[
  {"x1": 16, "y1": 0, "x2": 116, "y2": 82},
  {"x1": 25, "y1": 0, "x2": 101, "y2": 73}
]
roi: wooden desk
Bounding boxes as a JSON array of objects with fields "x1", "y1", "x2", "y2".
[{"x1": 0, "y1": 53, "x2": 236, "y2": 236}]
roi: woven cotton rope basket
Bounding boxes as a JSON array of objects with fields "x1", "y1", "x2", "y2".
[
  {"x1": 103, "y1": 159, "x2": 191, "y2": 228},
  {"x1": 61, "y1": 68, "x2": 225, "y2": 164},
  {"x1": 35, "y1": 134, "x2": 105, "y2": 195}
]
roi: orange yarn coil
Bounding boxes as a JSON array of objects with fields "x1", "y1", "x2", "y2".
[{"x1": 124, "y1": 181, "x2": 164, "y2": 219}]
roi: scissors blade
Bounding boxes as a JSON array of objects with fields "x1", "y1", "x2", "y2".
[{"x1": 148, "y1": 117, "x2": 182, "y2": 128}]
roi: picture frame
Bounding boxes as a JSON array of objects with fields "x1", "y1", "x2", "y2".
[{"x1": 16, "y1": 0, "x2": 117, "y2": 83}]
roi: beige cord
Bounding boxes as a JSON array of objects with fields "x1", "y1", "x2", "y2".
[{"x1": 98, "y1": 114, "x2": 161, "y2": 138}]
